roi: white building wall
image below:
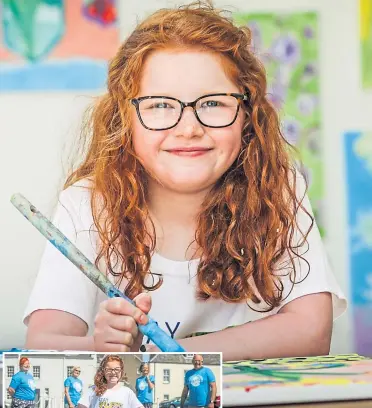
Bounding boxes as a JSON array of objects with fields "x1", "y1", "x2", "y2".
[{"x1": 152, "y1": 364, "x2": 221, "y2": 405}]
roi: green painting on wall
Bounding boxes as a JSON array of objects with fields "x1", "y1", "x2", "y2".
[
  {"x1": 233, "y1": 12, "x2": 324, "y2": 235},
  {"x1": 360, "y1": 0, "x2": 372, "y2": 89}
]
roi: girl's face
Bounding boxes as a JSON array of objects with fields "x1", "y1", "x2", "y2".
[
  {"x1": 142, "y1": 365, "x2": 149, "y2": 375},
  {"x1": 103, "y1": 361, "x2": 122, "y2": 385},
  {"x1": 21, "y1": 363, "x2": 30, "y2": 372},
  {"x1": 132, "y1": 50, "x2": 245, "y2": 195}
]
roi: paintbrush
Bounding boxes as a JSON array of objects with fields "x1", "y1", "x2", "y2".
[{"x1": 10, "y1": 193, "x2": 185, "y2": 352}]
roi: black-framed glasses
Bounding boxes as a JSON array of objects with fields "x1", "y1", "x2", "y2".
[
  {"x1": 104, "y1": 368, "x2": 122, "y2": 375},
  {"x1": 131, "y1": 93, "x2": 248, "y2": 131}
]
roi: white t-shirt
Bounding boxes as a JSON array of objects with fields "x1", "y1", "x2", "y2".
[
  {"x1": 78, "y1": 386, "x2": 142, "y2": 408},
  {"x1": 24, "y1": 176, "x2": 347, "y2": 342}
]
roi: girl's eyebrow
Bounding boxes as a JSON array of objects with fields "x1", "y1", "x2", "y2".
[{"x1": 138, "y1": 90, "x2": 230, "y2": 98}]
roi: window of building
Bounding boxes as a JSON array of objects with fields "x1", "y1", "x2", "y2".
[
  {"x1": 67, "y1": 366, "x2": 74, "y2": 377},
  {"x1": 163, "y1": 369, "x2": 170, "y2": 383},
  {"x1": 7, "y1": 366, "x2": 14, "y2": 378},
  {"x1": 7, "y1": 391, "x2": 12, "y2": 400},
  {"x1": 33, "y1": 366, "x2": 41, "y2": 379},
  {"x1": 163, "y1": 395, "x2": 169, "y2": 401}
]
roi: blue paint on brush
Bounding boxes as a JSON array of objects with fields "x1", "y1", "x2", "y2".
[{"x1": 10, "y1": 193, "x2": 185, "y2": 353}]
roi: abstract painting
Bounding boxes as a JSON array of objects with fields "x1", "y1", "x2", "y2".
[
  {"x1": 223, "y1": 354, "x2": 372, "y2": 406},
  {"x1": 344, "y1": 131, "x2": 372, "y2": 357},
  {"x1": 360, "y1": 0, "x2": 372, "y2": 89},
  {"x1": 0, "y1": 0, "x2": 119, "y2": 91}
]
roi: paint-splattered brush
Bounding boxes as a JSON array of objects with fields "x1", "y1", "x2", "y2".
[{"x1": 10, "y1": 193, "x2": 185, "y2": 352}]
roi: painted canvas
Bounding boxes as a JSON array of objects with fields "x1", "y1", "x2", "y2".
[
  {"x1": 360, "y1": 0, "x2": 372, "y2": 89},
  {"x1": 223, "y1": 354, "x2": 372, "y2": 406},
  {"x1": 0, "y1": 0, "x2": 119, "y2": 91},
  {"x1": 233, "y1": 12, "x2": 324, "y2": 235},
  {"x1": 344, "y1": 131, "x2": 372, "y2": 357}
]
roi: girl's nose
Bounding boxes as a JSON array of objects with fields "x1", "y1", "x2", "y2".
[{"x1": 173, "y1": 107, "x2": 205, "y2": 138}]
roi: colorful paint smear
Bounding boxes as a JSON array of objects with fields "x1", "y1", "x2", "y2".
[
  {"x1": 0, "y1": 0, "x2": 119, "y2": 91},
  {"x1": 344, "y1": 131, "x2": 372, "y2": 357},
  {"x1": 360, "y1": 0, "x2": 372, "y2": 89},
  {"x1": 223, "y1": 355, "x2": 372, "y2": 405},
  {"x1": 233, "y1": 12, "x2": 324, "y2": 235}
]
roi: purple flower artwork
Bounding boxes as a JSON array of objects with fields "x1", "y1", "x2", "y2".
[{"x1": 234, "y1": 11, "x2": 323, "y2": 235}]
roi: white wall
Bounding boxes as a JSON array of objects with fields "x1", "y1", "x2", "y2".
[
  {"x1": 152, "y1": 363, "x2": 221, "y2": 403},
  {"x1": 0, "y1": 0, "x2": 371, "y2": 352}
]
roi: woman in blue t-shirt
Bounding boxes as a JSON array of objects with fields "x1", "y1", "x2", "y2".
[
  {"x1": 8, "y1": 357, "x2": 36, "y2": 408},
  {"x1": 135, "y1": 364, "x2": 155, "y2": 408},
  {"x1": 64, "y1": 366, "x2": 83, "y2": 408}
]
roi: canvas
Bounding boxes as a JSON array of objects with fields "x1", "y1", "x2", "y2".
[{"x1": 223, "y1": 354, "x2": 372, "y2": 406}]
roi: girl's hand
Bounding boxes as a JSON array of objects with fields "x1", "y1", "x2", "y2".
[{"x1": 93, "y1": 293, "x2": 152, "y2": 351}]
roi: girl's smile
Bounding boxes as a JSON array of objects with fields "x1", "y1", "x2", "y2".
[{"x1": 165, "y1": 146, "x2": 213, "y2": 157}]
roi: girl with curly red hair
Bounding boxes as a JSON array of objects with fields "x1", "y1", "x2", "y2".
[
  {"x1": 78, "y1": 355, "x2": 142, "y2": 408},
  {"x1": 24, "y1": 1, "x2": 346, "y2": 360}
]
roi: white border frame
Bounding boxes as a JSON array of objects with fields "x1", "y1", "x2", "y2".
[{"x1": 1, "y1": 351, "x2": 223, "y2": 408}]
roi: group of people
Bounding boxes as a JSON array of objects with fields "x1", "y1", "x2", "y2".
[{"x1": 8, "y1": 355, "x2": 217, "y2": 408}]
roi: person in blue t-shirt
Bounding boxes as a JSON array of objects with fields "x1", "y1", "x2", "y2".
[
  {"x1": 64, "y1": 366, "x2": 83, "y2": 408},
  {"x1": 8, "y1": 357, "x2": 36, "y2": 408},
  {"x1": 135, "y1": 363, "x2": 155, "y2": 408},
  {"x1": 181, "y1": 355, "x2": 217, "y2": 408}
]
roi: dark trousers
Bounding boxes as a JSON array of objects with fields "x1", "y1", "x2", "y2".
[{"x1": 11, "y1": 398, "x2": 35, "y2": 408}]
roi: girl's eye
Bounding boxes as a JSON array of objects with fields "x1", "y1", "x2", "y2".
[
  {"x1": 201, "y1": 100, "x2": 221, "y2": 108},
  {"x1": 150, "y1": 102, "x2": 174, "y2": 109}
]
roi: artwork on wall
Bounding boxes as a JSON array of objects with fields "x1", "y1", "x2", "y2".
[
  {"x1": 0, "y1": 0, "x2": 119, "y2": 91},
  {"x1": 360, "y1": 0, "x2": 372, "y2": 89},
  {"x1": 344, "y1": 131, "x2": 372, "y2": 357},
  {"x1": 223, "y1": 354, "x2": 372, "y2": 406},
  {"x1": 233, "y1": 12, "x2": 324, "y2": 234}
]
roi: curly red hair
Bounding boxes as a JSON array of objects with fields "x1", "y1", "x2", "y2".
[
  {"x1": 94, "y1": 355, "x2": 124, "y2": 396},
  {"x1": 65, "y1": 1, "x2": 313, "y2": 310}
]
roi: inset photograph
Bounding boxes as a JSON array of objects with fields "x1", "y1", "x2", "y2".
[{"x1": 2, "y1": 353, "x2": 221, "y2": 408}]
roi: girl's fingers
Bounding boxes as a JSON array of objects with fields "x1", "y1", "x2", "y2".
[
  {"x1": 94, "y1": 321, "x2": 135, "y2": 352},
  {"x1": 103, "y1": 327, "x2": 135, "y2": 348},
  {"x1": 94, "y1": 295, "x2": 152, "y2": 352},
  {"x1": 133, "y1": 293, "x2": 152, "y2": 314},
  {"x1": 102, "y1": 297, "x2": 148, "y2": 325},
  {"x1": 95, "y1": 310, "x2": 138, "y2": 338}
]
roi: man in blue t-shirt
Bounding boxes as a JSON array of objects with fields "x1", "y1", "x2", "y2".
[
  {"x1": 8, "y1": 357, "x2": 36, "y2": 408},
  {"x1": 181, "y1": 355, "x2": 217, "y2": 408},
  {"x1": 135, "y1": 363, "x2": 155, "y2": 408},
  {"x1": 64, "y1": 366, "x2": 83, "y2": 408}
]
